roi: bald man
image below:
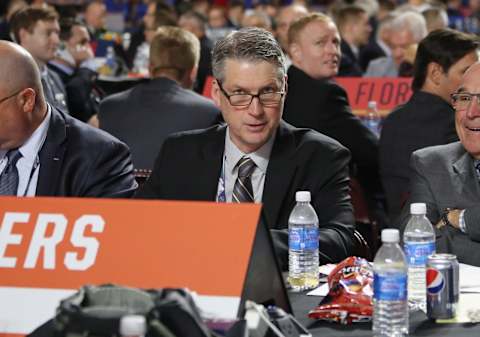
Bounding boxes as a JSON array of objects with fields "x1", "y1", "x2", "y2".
[{"x1": 0, "y1": 41, "x2": 137, "y2": 197}]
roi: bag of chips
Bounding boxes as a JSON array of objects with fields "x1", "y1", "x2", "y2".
[{"x1": 308, "y1": 256, "x2": 373, "y2": 324}]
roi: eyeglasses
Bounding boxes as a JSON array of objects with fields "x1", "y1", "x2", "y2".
[
  {"x1": 216, "y1": 79, "x2": 285, "y2": 107},
  {"x1": 0, "y1": 90, "x2": 21, "y2": 105},
  {"x1": 451, "y1": 92, "x2": 480, "y2": 110}
]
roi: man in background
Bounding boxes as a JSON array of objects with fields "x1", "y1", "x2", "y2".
[
  {"x1": 10, "y1": 6, "x2": 68, "y2": 114},
  {"x1": 0, "y1": 41, "x2": 136, "y2": 197},
  {"x1": 48, "y1": 18, "x2": 102, "y2": 124},
  {"x1": 99, "y1": 26, "x2": 220, "y2": 170},
  {"x1": 275, "y1": 4, "x2": 308, "y2": 67},
  {"x1": 380, "y1": 29, "x2": 478, "y2": 221},
  {"x1": 283, "y1": 13, "x2": 385, "y2": 229},
  {"x1": 178, "y1": 10, "x2": 213, "y2": 94},
  {"x1": 365, "y1": 10, "x2": 427, "y2": 77},
  {"x1": 335, "y1": 5, "x2": 372, "y2": 76}
]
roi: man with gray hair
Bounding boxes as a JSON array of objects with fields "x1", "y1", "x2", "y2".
[
  {"x1": 365, "y1": 10, "x2": 427, "y2": 77},
  {"x1": 137, "y1": 27, "x2": 355, "y2": 269}
]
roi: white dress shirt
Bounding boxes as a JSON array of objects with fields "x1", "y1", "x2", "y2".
[
  {"x1": 216, "y1": 127, "x2": 276, "y2": 203},
  {"x1": 0, "y1": 106, "x2": 51, "y2": 196}
]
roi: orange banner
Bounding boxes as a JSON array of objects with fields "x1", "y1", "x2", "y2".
[
  {"x1": 0, "y1": 197, "x2": 260, "y2": 294},
  {"x1": 0, "y1": 197, "x2": 262, "y2": 335}
]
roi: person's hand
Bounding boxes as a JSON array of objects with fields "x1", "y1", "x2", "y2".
[
  {"x1": 70, "y1": 44, "x2": 94, "y2": 65},
  {"x1": 447, "y1": 209, "x2": 462, "y2": 229}
]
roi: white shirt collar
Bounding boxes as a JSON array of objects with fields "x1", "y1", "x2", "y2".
[
  {"x1": 0, "y1": 106, "x2": 51, "y2": 163},
  {"x1": 224, "y1": 127, "x2": 276, "y2": 175}
]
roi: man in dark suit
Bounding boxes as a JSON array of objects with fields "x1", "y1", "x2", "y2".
[
  {"x1": 335, "y1": 5, "x2": 372, "y2": 77},
  {"x1": 396, "y1": 62, "x2": 480, "y2": 266},
  {"x1": 10, "y1": 7, "x2": 69, "y2": 115},
  {"x1": 283, "y1": 13, "x2": 384, "y2": 227},
  {"x1": 99, "y1": 26, "x2": 221, "y2": 170},
  {"x1": 137, "y1": 27, "x2": 355, "y2": 269},
  {"x1": 0, "y1": 41, "x2": 136, "y2": 198},
  {"x1": 380, "y1": 29, "x2": 478, "y2": 221},
  {"x1": 48, "y1": 18, "x2": 103, "y2": 124}
]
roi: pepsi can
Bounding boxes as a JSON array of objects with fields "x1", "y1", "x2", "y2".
[{"x1": 426, "y1": 254, "x2": 459, "y2": 319}]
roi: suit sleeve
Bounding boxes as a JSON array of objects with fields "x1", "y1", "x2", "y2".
[
  {"x1": 270, "y1": 144, "x2": 355, "y2": 269},
  {"x1": 81, "y1": 139, "x2": 137, "y2": 198},
  {"x1": 313, "y1": 145, "x2": 356, "y2": 263},
  {"x1": 135, "y1": 137, "x2": 173, "y2": 198}
]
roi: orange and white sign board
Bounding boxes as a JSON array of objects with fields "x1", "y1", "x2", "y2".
[
  {"x1": 0, "y1": 197, "x2": 262, "y2": 336},
  {"x1": 335, "y1": 77, "x2": 413, "y2": 117}
]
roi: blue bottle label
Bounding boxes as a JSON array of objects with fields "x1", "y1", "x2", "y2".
[
  {"x1": 404, "y1": 241, "x2": 435, "y2": 266},
  {"x1": 289, "y1": 227, "x2": 319, "y2": 250},
  {"x1": 374, "y1": 273, "x2": 407, "y2": 301}
]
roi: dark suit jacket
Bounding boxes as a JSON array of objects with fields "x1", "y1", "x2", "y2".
[
  {"x1": 36, "y1": 106, "x2": 137, "y2": 197},
  {"x1": 380, "y1": 91, "x2": 458, "y2": 221},
  {"x1": 283, "y1": 65, "x2": 384, "y2": 224},
  {"x1": 136, "y1": 121, "x2": 355, "y2": 269},
  {"x1": 359, "y1": 39, "x2": 386, "y2": 72},
  {"x1": 338, "y1": 40, "x2": 363, "y2": 77},
  {"x1": 99, "y1": 77, "x2": 221, "y2": 170},
  {"x1": 396, "y1": 142, "x2": 480, "y2": 266},
  {"x1": 48, "y1": 63, "x2": 103, "y2": 123}
]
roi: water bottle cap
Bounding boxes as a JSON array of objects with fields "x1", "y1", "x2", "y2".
[
  {"x1": 119, "y1": 315, "x2": 146, "y2": 336},
  {"x1": 367, "y1": 101, "x2": 377, "y2": 109},
  {"x1": 295, "y1": 191, "x2": 311, "y2": 202},
  {"x1": 410, "y1": 203, "x2": 426, "y2": 215},
  {"x1": 381, "y1": 229, "x2": 399, "y2": 243}
]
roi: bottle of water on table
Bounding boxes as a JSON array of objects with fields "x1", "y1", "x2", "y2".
[
  {"x1": 288, "y1": 191, "x2": 319, "y2": 291},
  {"x1": 403, "y1": 202, "x2": 435, "y2": 311},
  {"x1": 373, "y1": 229, "x2": 408, "y2": 337}
]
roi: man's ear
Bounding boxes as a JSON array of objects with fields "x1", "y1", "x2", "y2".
[
  {"x1": 288, "y1": 43, "x2": 300, "y2": 63},
  {"x1": 211, "y1": 78, "x2": 221, "y2": 107},
  {"x1": 18, "y1": 27, "x2": 29, "y2": 45},
  {"x1": 18, "y1": 88, "x2": 36, "y2": 113},
  {"x1": 427, "y1": 62, "x2": 444, "y2": 86}
]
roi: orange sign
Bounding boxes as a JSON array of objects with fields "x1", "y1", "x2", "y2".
[
  {"x1": 0, "y1": 197, "x2": 262, "y2": 336},
  {"x1": 335, "y1": 77, "x2": 413, "y2": 116}
]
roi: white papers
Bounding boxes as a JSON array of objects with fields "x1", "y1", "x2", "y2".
[
  {"x1": 460, "y1": 263, "x2": 480, "y2": 293},
  {"x1": 307, "y1": 282, "x2": 329, "y2": 296}
]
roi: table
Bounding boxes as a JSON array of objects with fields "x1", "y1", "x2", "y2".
[{"x1": 289, "y1": 292, "x2": 480, "y2": 337}]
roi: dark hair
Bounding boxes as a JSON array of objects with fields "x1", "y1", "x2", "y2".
[
  {"x1": 334, "y1": 5, "x2": 367, "y2": 32},
  {"x1": 212, "y1": 27, "x2": 285, "y2": 82},
  {"x1": 10, "y1": 6, "x2": 58, "y2": 43},
  {"x1": 59, "y1": 17, "x2": 85, "y2": 41},
  {"x1": 412, "y1": 28, "x2": 479, "y2": 91}
]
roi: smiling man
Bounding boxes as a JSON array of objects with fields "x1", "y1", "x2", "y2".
[
  {"x1": 137, "y1": 27, "x2": 355, "y2": 269},
  {"x1": 396, "y1": 62, "x2": 480, "y2": 266},
  {"x1": 283, "y1": 13, "x2": 385, "y2": 229}
]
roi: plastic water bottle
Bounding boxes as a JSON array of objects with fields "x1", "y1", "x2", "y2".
[
  {"x1": 373, "y1": 229, "x2": 408, "y2": 337},
  {"x1": 403, "y1": 202, "x2": 435, "y2": 311},
  {"x1": 364, "y1": 101, "x2": 381, "y2": 137},
  {"x1": 120, "y1": 315, "x2": 146, "y2": 337},
  {"x1": 288, "y1": 191, "x2": 319, "y2": 291},
  {"x1": 104, "y1": 46, "x2": 118, "y2": 76}
]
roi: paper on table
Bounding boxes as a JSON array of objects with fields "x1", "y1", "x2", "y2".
[
  {"x1": 460, "y1": 263, "x2": 480, "y2": 291},
  {"x1": 306, "y1": 282, "x2": 329, "y2": 296}
]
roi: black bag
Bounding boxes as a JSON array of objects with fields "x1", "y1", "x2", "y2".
[{"x1": 29, "y1": 285, "x2": 216, "y2": 337}]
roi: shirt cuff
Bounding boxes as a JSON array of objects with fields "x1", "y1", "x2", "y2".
[{"x1": 459, "y1": 209, "x2": 467, "y2": 233}]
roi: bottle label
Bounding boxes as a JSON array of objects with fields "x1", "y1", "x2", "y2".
[
  {"x1": 289, "y1": 227, "x2": 319, "y2": 251},
  {"x1": 404, "y1": 241, "x2": 435, "y2": 266},
  {"x1": 374, "y1": 273, "x2": 407, "y2": 301}
]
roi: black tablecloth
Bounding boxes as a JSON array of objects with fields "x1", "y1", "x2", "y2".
[{"x1": 289, "y1": 292, "x2": 480, "y2": 337}]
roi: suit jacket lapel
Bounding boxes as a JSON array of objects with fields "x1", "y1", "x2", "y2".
[
  {"x1": 199, "y1": 125, "x2": 226, "y2": 200},
  {"x1": 36, "y1": 107, "x2": 67, "y2": 196},
  {"x1": 452, "y1": 148, "x2": 480, "y2": 200},
  {"x1": 262, "y1": 121, "x2": 298, "y2": 228}
]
